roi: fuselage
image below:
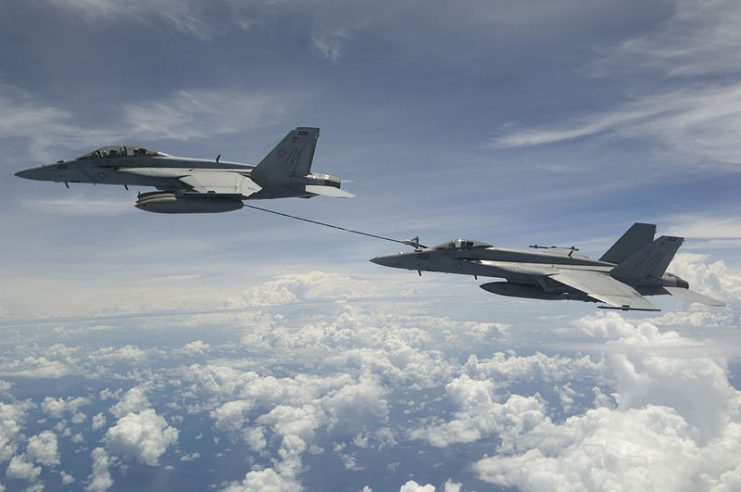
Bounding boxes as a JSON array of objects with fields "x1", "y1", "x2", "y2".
[
  {"x1": 370, "y1": 240, "x2": 686, "y2": 293},
  {"x1": 15, "y1": 152, "x2": 340, "y2": 200}
]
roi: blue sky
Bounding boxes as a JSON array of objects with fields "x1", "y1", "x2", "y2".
[{"x1": 0, "y1": 1, "x2": 740, "y2": 491}]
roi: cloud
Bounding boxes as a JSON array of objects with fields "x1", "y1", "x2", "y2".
[
  {"x1": 322, "y1": 376, "x2": 389, "y2": 435},
  {"x1": 86, "y1": 447, "x2": 114, "y2": 492},
  {"x1": 46, "y1": 0, "x2": 217, "y2": 38},
  {"x1": 41, "y1": 396, "x2": 90, "y2": 419},
  {"x1": 61, "y1": 471, "x2": 75, "y2": 484},
  {"x1": 411, "y1": 376, "x2": 547, "y2": 448},
  {"x1": 256, "y1": 404, "x2": 324, "y2": 442},
  {"x1": 180, "y1": 340, "x2": 210, "y2": 356},
  {"x1": 26, "y1": 431, "x2": 60, "y2": 466},
  {"x1": 0, "y1": 268, "x2": 737, "y2": 490},
  {"x1": 239, "y1": 271, "x2": 382, "y2": 307},
  {"x1": 0, "y1": 354, "x2": 76, "y2": 379},
  {"x1": 0, "y1": 84, "x2": 295, "y2": 162},
  {"x1": 109, "y1": 387, "x2": 151, "y2": 419},
  {"x1": 491, "y1": 1, "x2": 741, "y2": 170},
  {"x1": 664, "y1": 215, "x2": 741, "y2": 240},
  {"x1": 473, "y1": 313, "x2": 741, "y2": 491},
  {"x1": 443, "y1": 480, "x2": 462, "y2": 492},
  {"x1": 575, "y1": 313, "x2": 738, "y2": 441},
  {"x1": 5, "y1": 454, "x2": 41, "y2": 481},
  {"x1": 399, "y1": 481, "x2": 436, "y2": 492},
  {"x1": 224, "y1": 435, "x2": 305, "y2": 492},
  {"x1": 21, "y1": 196, "x2": 134, "y2": 217},
  {"x1": 0, "y1": 402, "x2": 27, "y2": 462},
  {"x1": 668, "y1": 254, "x2": 741, "y2": 305},
  {"x1": 598, "y1": 0, "x2": 741, "y2": 78},
  {"x1": 122, "y1": 89, "x2": 289, "y2": 141},
  {"x1": 104, "y1": 409, "x2": 178, "y2": 465},
  {"x1": 493, "y1": 84, "x2": 741, "y2": 168},
  {"x1": 211, "y1": 400, "x2": 254, "y2": 439}
]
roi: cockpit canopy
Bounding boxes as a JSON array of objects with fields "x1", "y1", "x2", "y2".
[
  {"x1": 77, "y1": 145, "x2": 170, "y2": 160},
  {"x1": 433, "y1": 239, "x2": 493, "y2": 251}
]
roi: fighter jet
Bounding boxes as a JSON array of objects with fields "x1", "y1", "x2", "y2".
[
  {"x1": 15, "y1": 127, "x2": 352, "y2": 213},
  {"x1": 371, "y1": 223, "x2": 725, "y2": 311}
]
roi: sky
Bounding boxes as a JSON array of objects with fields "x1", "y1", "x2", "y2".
[{"x1": 0, "y1": 0, "x2": 740, "y2": 490}]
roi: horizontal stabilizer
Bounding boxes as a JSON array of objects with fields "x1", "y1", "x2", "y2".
[
  {"x1": 305, "y1": 185, "x2": 354, "y2": 198},
  {"x1": 600, "y1": 223, "x2": 656, "y2": 264},
  {"x1": 663, "y1": 287, "x2": 726, "y2": 307}
]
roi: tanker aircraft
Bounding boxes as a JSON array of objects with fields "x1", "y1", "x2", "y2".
[
  {"x1": 371, "y1": 223, "x2": 725, "y2": 311},
  {"x1": 15, "y1": 127, "x2": 352, "y2": 213}
]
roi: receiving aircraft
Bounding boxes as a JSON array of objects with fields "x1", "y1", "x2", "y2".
[
  {"x1": 15, "y1": 127, "x2": 352, "y2": 213},
  {"x1": 371, "y1": 223, "x2": 725, "y2": 311}
]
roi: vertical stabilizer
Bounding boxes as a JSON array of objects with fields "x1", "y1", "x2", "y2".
[
  {"x1": 253, "y1": 127, "x2": 319, "y2": 180},
  {"x1": 611, "y1": 236, "x2": 684, "y2": 279},
  {"x1": 600, "y1": 223, "x2": 656, "y2": 264}
]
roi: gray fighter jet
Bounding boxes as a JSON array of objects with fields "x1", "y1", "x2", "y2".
[
  {"x1": 15, "y1": 127, "x2": 351, "y2": 213},
  {"x1": 371, "y1": 223, "x2": 725, "y2": 311}
]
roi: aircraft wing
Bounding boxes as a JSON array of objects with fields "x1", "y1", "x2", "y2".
[
  {"x1": 550, "y1": 270, "x2": 660, "y2": 311},
  {"x1": 179, "y1": 171, "x2": 262, "y2": 197}
]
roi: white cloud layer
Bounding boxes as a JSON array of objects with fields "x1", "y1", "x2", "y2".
[{"x1": 473, "y1": 313, "x2": 741, "y2": 491}]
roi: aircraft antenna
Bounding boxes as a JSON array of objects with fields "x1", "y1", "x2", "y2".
[{"x1": 244, "y1": 204, "x2": 426, "y2": 249}]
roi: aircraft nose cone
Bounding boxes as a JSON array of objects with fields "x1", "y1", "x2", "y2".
[
  {"x1": 370, "y1": 255, "x2": 393, "y2": 267},
  {"x1": 15, "y1": 167, "x2": 44, "y2": 180},
  {"x1": 370, "y1": 253, "x2": 415, "y2": 269}
]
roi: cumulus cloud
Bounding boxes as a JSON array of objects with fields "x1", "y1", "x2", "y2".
[
  {"x1": 576, "y1": 313, "x2": 738, "y2": 441},
  {"x1": 443, "y1": 480, "x2": 462, "y2": 492},
  {"x1": 104, "y1": 409, "x2": 178, "y2": 465},
  {"x1": 224, "y1": 435, "x2": 305, "y2": 492},
  {"x1": 0, "y1": 269, "x2": 737, "y2": 491},
  {"x1": 399, "y1": 481, "x2": 436, "y2": 492},
  {"x1": 322, "y1": 376, "x2": 389, "y2": 434},
  {"x1": 668, "y1": 254, "x2": 741, "y2": 305},
  {"x1": 211, "y1": 400, "x2": 254, "y2": 439},
  {"x1": 42, "y1": 396, "x2": 83, "y2": 418},
  {"x1": 109, "y1": 387, "x2": 150, "y2": 419},
  {"x1": 60, "y1": 471, "x2": 75, "y2": 484},
  {"x1": 26, "y1": 431, "x2": 60, "y2": 466},
  {"x1": 86, "y1": 447, "x2": 113, "y2": 492},
  {"x1": 91, "y1": 413, "x2": 107, "y2": 431},
  {"x1": 0, "y1": 402, "x2": 26, "y2": 462},
  {"x1": 0, "y1": 355, "x2": 75, "y2": 379},
  {"x1": 473, "y1": 313, "x2": 741, "y2": 491},
  {"x1": 6, "y1": 454, "x2": 41, "y2": 481},
  {"x1": 411, "y1": 375, "x2": 547, "y2": 448},
  {"x1": 240, "y1": 271, "x2": 381, "y2": 307},
  {"x1": 181, "y1": 340, "x2": 210, "y2": 356}
]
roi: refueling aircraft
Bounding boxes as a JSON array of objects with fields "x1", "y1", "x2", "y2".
[
  {"x1": 15, "y1": 127, "x2": 352, "y2": 213},
  {"x1": 371, "y1": 223, "x2": 725, "y2": 312}
]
